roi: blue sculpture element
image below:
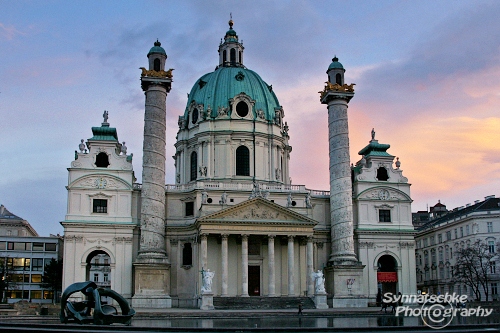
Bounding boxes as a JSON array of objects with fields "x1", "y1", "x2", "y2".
[{"x1": 60, "y1": 281, "x2": 135, "y2": 325}]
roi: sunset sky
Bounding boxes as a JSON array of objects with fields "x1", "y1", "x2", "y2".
[{"x1": 1, "y1": 1, "x2": 499, "y2": 236}]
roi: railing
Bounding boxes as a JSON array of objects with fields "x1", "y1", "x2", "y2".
[{"x1": 133, "y1": 181, "x2": 330, "y2": 196}]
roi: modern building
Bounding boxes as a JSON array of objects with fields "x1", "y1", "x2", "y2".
[
  {"x1": 0, "y1": 205, "x2": 63, "y2": 303},
  {"x1": 62, "y1": 21, "x2": 416, "y2": 308},
  {"x1": 415, "y1": 196, "x2": 500, "y2": 300}
]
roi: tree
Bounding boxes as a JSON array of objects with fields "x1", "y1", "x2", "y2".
[
  {"x1": 453, "y1": 240, "x2": 495, "y2": 301},
  {"x1": 0, "y1": 258, "x2": 14, "y2": 303},
  {"x1": 41, "y1": 258, "x2": 63, "y2": 303}
]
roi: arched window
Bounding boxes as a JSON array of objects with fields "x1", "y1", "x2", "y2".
[
  {"x1": 190, "y1": 151, "x2": 197, "y2": 181},
  {"x1": 95, "y1": 152, "x2": 109, "y2": 168},
  {"x1": 154, "y1": 58, "x2": 160, "y2": 72},
  {"x1": 230, "y1": 48, "x2": 236, "y2": 66},
  {"x1": 236, "y1": 146, "x2": 250, "y2": 176},
  {"x1": 239, "y1": 51, "x2": 242, "y2": 64},
  {"x1": 335, "y1": 73, "x2": 342, "y2": 85},
  {"x1": 236, "y1": 101, "x2": 248, "y2": 117},
  {"x1": 223, "y1": 50, "x2": 227, "y2": 65},
  {"x1": 376, "y1": 167, "x2": 389, "y2": 181},
  {"x1": 182, "y1": 243, "x2": 193, "y2": 266}
]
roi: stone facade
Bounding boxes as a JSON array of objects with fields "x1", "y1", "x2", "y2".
[{"x1": 61, "y1": 23, "x2": 416, "y2": 308}]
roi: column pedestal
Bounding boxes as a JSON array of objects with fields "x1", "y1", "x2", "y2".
[
  {"x1": 200, "y1": 292, "x2": 214, "y2": 310},
  {"x1": 132, "y1": 259, "x2": 171, "y2": 308},
  {"x1": 325, "y1": 265, "x2": 368, "y2": 307},
  {"x1": 314, "y1": 292, "x2": 329, "y2": 309}
]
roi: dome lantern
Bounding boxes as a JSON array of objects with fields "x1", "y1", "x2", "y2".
[{"x1": 218, "y1": 20, "x2": 244, "y2": 68}]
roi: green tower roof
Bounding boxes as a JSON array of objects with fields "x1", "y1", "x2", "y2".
[
  {"x1": 328, "y1": 56, "x2": 344, "y2": 70},
  {"x1": 147, "y1": 39, "x2": 166, "y2": 57},
  {"x1": 358, "y1": 140, "x2": 392, "y2": 157},
  {"x1": 90, "y1": 123, "x2": 119, "y2": 141}
]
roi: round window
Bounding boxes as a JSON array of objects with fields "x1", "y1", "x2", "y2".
[
  {"x1": 236, "y1": 101, "x2": 249, "y2": 117},
  {"x1": 192, "y1": 108, "x2": 199, "y2": 124}
]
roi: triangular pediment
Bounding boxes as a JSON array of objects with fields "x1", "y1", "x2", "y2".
[{"x1": 196, "y1": 197, "x2": 317, "y2": 226}]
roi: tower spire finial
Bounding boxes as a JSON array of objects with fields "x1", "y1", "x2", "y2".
[{"x1": 229, "y1": 13, "x2": 233, "y2": 28}]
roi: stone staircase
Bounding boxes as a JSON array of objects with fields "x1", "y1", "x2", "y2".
[{"x1": 213, "y1": 296, "x2": 316, "y2": 310}]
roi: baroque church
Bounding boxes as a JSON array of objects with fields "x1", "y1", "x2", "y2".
[{"x1": 62, "y1": 21, "x2": 416, "y2": 308}]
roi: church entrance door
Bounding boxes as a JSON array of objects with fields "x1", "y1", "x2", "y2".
[{"x1": 248, "y1": 266, "x2": 260, "y2": 296}]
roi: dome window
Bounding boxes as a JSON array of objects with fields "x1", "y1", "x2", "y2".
[
  {"x1": 190, "y1": 151, "x2": 198, "y2": 181},
  {"x1": 95, "y1": 152, "x2": 109, "y2": 168},
  {"x1": 376, "y1": 167, "x2": 389, "y2": 181},
  {"x1": 223, "y1": 50, "x2": 227, "y2": 65},
  {"x1": 192, "y1": 108, "x2": 199, "y2": 124},
  {"x1": 236, "y1": 101, "x2": 249, "y2": 117},
  {"x1": 236, "y1": 146, "x2": 250, "y2": 176},
  {"x1": 154, "y1": 58, "x2": 161, "y2": 72}
]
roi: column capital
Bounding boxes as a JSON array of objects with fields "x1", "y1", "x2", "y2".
[
  {"x1": 307, "y1": 235, "x2": 314, "y2": 242},
  {"x1": 221, "y1": 234, "x2": 229, "y2": 240},
  {"x1": 268, "y1": 234, "x2": 276, "y2": 240},
  {"x1": 200, "y1": 233, "x2": 208, "y2": 241},
  {"x1": 288, "y1": 235, "x2": 295, "y2": 242},
  {"x1": 241, "y1": 234, "x2": 249, "y2": 241}
]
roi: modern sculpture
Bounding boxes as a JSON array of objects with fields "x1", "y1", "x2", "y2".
[{"x1": 60, "y1": 281, "x2": 135, "y2": 325}]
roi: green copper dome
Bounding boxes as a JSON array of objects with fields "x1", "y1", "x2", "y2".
[
  {"x1": 328, "y1": 56, "x2": 344, "y2": 70},
  {"x1": 147, "y1": 40, "x2": 166, "y2": 57},
  {"x1": 184, "y1": 66, "x2": 280, "y2": 121}
]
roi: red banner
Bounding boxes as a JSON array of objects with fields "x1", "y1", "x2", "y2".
[{"x1": 377, "y1": 272, "x2": 398, "y2": 283}]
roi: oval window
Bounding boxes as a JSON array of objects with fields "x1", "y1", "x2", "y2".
[{"x1": 236, "y1": 101, "x2": 249, "y2": 117}]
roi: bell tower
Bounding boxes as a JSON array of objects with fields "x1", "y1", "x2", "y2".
[{"x1": 132, "y1": 40, "x2": 173, "y2": 309}]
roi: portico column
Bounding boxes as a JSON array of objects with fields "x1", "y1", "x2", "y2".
[
  {"x1": 268, "y1": 235, "x2": 276, "y2": 297},
  {"x1": 288, "y1": 235, "x2": 295, "y2": 296},
  {"x1": 241, "y1": 234, "x2": 249, "y2": 297},
  {"x1": 221, "y1": 234, "x2": 229, "y2": 296},
  {"x1": 200, "y1": 234, "x2": 208, "y2": 271},
  {"x1": 307, "y1": 236, "x2": 314, "y2": 296}
]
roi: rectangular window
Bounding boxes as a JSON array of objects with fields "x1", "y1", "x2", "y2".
[
  {"x1": 454, "y1": 229, "x2": 458, "y2": 239},
  {"x1": 466, "y1": 225, "x2": 470, "y2": 235},
  {"x1": 32, "y1": 258, "x2": 44, "y2": 271},
  {"x1": 489, "y1": 241, "x2": 495, "y2": 254},
  {"x1": 103, "y1": 274, "x2": 109, "y2": 282},
  {"x1": 460, "y1": 227, "x2": 464, "y2": 238},
  {"x1": 185, "y1": 202, "x2": 194, "y2": 217},
  {"x1": 32, "y1": 242, "x2": 44, "y2": 251},
  {"x1": 13, "y1": 242, "x2": 27, "y2": 251},
  {"x1": 93, "y1": 199, "x2": 108, "y2": 213},
  {"x1": 43, "y1": 290, "x2": 54, "y2": 300},
  {"x1": 31, "y1": 274, "x2": 42, "y2": 283},
  {"x1": 492, "y1": 283, "x2": 498, "y2": 296},
  {"x1": 378, "y1": 209, "x2": 391, "y2": 222},
  {"x1": 30, "y1": 290, "x2": 42, "y2": 299},
  {"x1": 93, "y1": 273, "x2": 99, "y2": 282},
  {"x1": 488, "y1": 222, "x2": 493, "y2": 233},
  {"x1": 45, "y1": 243, "x2": 57, "y2": 251},
  {"x1": 13, "y1": 258, "x2": 25, "y2": 271},
  {"x1": 430, "y1": 236, "x2": 435, "y2": 245},
  {"x1": 491, "y1": 261, "x2": 496, "y2": 274},
  {"x1": 24, "y1": 258, "x2": 30, "y2": 270},
  {"x1": 446, "y1": 231, "x2": 451, "y2": 241},
  {"x1": 423, "y1": 238, "x2": 428, "y2": 247},
  {"x1": 438, "y1": 234, "x2": 442, "y2": 243}
]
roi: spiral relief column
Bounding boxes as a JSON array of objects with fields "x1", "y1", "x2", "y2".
[
  {"x1": 133, "y1": 40, "x2": 173, "y2": 309},
  {"x1": 320, "y1": 57, "x2": 366, "y2": 307}
]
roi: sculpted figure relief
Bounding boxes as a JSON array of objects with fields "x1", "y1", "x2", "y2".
[
  {"x1": 201, "y1": 269, "x2": 215, "y2": 293},
  {"x1": 311, "y1": 270, "x2": 326, "y2": 294}
]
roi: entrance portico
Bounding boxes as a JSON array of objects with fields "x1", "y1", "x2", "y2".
[{"x1": 196, "y1": 198, "x2": 317, "y2": 297}]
